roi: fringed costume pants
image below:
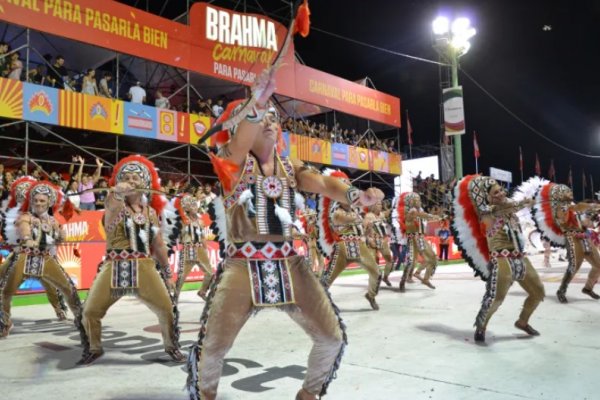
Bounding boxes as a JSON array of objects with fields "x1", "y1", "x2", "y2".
[
  {"x1": 475, "y1": 257, "x2": 545, "y2": 331},
  {"x1": 326, "y1": 241, "x2": 381, "y2": 298},
  {"x1": 0, "y1": 253, "x2": 84, "y2": 337},
  {"x1": 82, "y1": 259, "x2": 179, "y2": 354},
  {"x1": 558, "y1": 237, "x2": 600, "y2": 295},
  {"x1": 187, "y1": 255, "x2": 345, "y2": 400},
  {"x1": 401, "y1": 235, "x2": 438, "y2": 287},
  {"x1": 176, "y1": 246, "x2": 213, "y2": 299},
  {"x1": 0, "y1": 253, "x2": 66, "y2": 318}
]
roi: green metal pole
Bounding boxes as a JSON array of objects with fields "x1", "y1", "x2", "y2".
[{"x1": 450, "y1": 48, "x2": 463, "y2": 179}]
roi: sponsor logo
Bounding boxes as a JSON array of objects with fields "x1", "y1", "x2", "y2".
[{"x1": 29, "y1": 91, "x2": 53, "y2": 115}]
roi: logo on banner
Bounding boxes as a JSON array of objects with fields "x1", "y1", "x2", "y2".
[
  {"x1": 29, "y1": 91, "x2": 53, "y2": 115},
  {"x1": 0, "y1": 78, "x2": 23, "y2": 119},
  {"x1": 127, "y1": 110, "x2": 153, "y2": 131},
  {"x1": 193, "y1": 120, "x2": 207, "y2": 135},
  {"x1": 159, "y1": 111, "x2": 175, "y2": 136},
  {"x1": 206, "y1": 6, "x2": 278, "y2": 51},
  {"x1": 443, "y1": 86, "x2": 466, "y2": 136},
  {"x1": 89, "y1": 102, "x2": 108, "y2": 120}
]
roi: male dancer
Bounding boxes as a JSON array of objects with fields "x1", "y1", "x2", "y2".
[
  {"x1": 316, "y1": 170, "x2": 382, "y2": 310},
  {"x1": 0, "y1": 176, "x2": 67, "y2": 321},
  {"x1": 79, "y1": 155, "x2": 184, "y2": 364},
  {"x1": 186, "y1": 72, "x2": 383, "y2": 400},
  {"x1": 364, "y1": 202, "x2": 393, "y2": 287},
  {"x1": 166, "y1": 193, "x2": 213, "y2": 301},
  {"x1": 395, "y1": 192, "x2": 439, "y2": 291},
  {"x1": 532, "y1": 182, "x2": 600, "y2": 303},
  {"x1": 0, "y1": 181, "x2": 86, "y2": 340},
  {"x1": 453, "y1": 175, "x2": 545, "y2": 343}
]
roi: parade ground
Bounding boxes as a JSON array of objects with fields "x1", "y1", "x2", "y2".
[{"x1": 1, "y1": 254, "x2": 598, "y2": 400}]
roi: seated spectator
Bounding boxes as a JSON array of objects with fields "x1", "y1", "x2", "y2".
[
  {"x1": 196, "y1": 98, "x2": 212, "y2": 117},
  {"x1": 99, "y1": 72, "x2": 113, "y2": 98},
  {"x1": 81, "y1": 69, "x2": 98, "y2": 96},
  {"x1": 128, "y1": 81, "x2": 146, "y2": 104},
  {"x1": 155, "y1": 90, "x2": 170, "y2": 109},
  {"x1": 7, "y1": 51, "x2": 23, "y2": 80}
]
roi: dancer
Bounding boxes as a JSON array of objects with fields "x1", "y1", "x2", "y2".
[
  {"x1": 164, "y1": 193, "x2": 213, "y2": 301},
  {"x1": 364, "y1": 202, "x2": 394, "y2": 287},
  {"x1": 316, "y1": 170, "x2": 382, "y2": 310},
  {"x1": 186, "y1": 73, "x2": 383, "y2": 399},
  {"x1": 0, "y1": 181, "x2": 86, "y2": 342},
  {"x1": 78, "y1": 155, "x2": 184, "y2": 364},
  {"x1": 0, "y1": 176, "x2": 67, "y2": 321},
  {"x1": 453, "y1": 175, "x2": 545, "y2": 343},
  {"x1": 394, "y1": 192, "x2": 439, "y2": 292},
  {"x1": 532, "y1": 182, "x2": 600, "y2": 303}
]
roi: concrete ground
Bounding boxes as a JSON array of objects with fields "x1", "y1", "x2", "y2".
[{"x1": 1, "y1": 254, "x2": 598, "y2": 400}]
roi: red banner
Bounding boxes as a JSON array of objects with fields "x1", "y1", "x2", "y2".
[{"x1": 0, "y1": 1, "x2": 401, "y2": 127}]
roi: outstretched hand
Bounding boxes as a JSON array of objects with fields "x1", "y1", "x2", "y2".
[
  {"x1": 252, "y1": 68, "x2": 277, "y2": 108},
  {"x1": 359, "y1": 188, "x2": 384, "y2": 207}
]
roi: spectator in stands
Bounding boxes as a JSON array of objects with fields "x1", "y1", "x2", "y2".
[
  {"x1": 0, "y1": 42, "x2": 9, "y2": 77},
  {"x1": 81, "y1": 69, "x2": 98, "y2": 96},
  {"x1": 94, "y1": 179, "x2": 108, "y2": 210},
  {"x1": 155, "y1": 90, "x2": 170, "y2": 109},
  {"x1": 78, "y1": 157, "x2": 103, "y2": 211},
  {"x1": 128, "y1": 81, "x2": 146, "y2": 104},
  {"x1": 28, "y1": 64, "x2": 46, "y2": 85},
  {"x1": 15, "y1": 164, "x2": 27, "y2": 178},
  {"x1": 46, "y1": 55, "x2": 68, "y2": 89},
  {"x1": 7, "y1": 51, "x2": 23, "y2": 81},
  {"x1": 31, "y1": 167, "x2": 43, "y2": 180},
  {"x1": 212, "y1": 98, "x2": 224, "y2": 117},
  {"x1": 0, "y1": 163, "x2": 5, "y2": 201},
  {"x1": 196, "y1": 98, "x2": 212, "y2": 117},
  {"x1": 98, "y1": 72, "x2": 113, "y2": 98},
  {"x1": 201, "y1": 182, "x2": 216, "y2": 207}
]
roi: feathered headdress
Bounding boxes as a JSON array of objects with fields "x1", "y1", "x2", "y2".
[
  {"x1": 532, "y1": 182, "x2": 570, "y2": 247},
  {"x1": 109, "y1": 155, "x2": 166, "y2": 215},
  {"x1": 21, "y1": 181, "x2": 64, "y2": 215},
  {"x1": 8, "y1": 176, "x2": 37, "y2": 209},
  {"x1": 315, "y1": 169, "x2": 349, "y2": 257},
  {"x1": 451, "y1": 175, "x2": 492, "y2": 281}
]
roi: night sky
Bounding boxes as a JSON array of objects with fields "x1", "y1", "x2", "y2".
[{"x1": 122, "y1": 0, "x2": 600, "y2": 198}]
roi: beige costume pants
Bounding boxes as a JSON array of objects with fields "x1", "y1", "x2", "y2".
[
  {"x1": 476, "y1": 257, "x2": 545, "y2": 330},
  {"x1": 82, "y1": 259, "x2": 177, "y2": 353},
  {"x1": 401, "y1": 236, "x2": 438, "y2": 285},
  {"x1": 176, "y1": 246, "x2": 213, "y2": 297},
  {"x1": 327, "y1": 241, "x2": 381, "y2": 298},
  {"x1": 559, "y1": 238, "x2": 600, "y2": 294},
  {"x1": 1, "y1": 254, "x2": 82, "y2": 327},
  {"x1": 191, "y1": 255, "x2": 345, "y2": 399}
]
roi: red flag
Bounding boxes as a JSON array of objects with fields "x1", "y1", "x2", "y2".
[
  {"x1": 548, "y1": 159, "x2": 555, "y2": 180},
  {"x1": 473, "y1": 131, "x2": 480, "y2": 159},
  {"x1": 534, "y1": 153, "x2": 541, "y2": 176},
  {"x1": 568, "y1": 166, "x2": 573, "y2": 187},
  {"x1": 406, "y1": 110, "x2": 413, "y2": 145},
  {"x1": 519, "y1": 146, "x2": 523, "y2": 171}
]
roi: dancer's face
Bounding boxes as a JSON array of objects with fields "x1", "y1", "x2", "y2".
[
  {"x1": 121, "y1": 172, "x2": 144, "y2": 189},
  {"x1": 261, "y1": 111, "x2": 279, "y2": 144},
  {"x1": 32, "y1": 194, "x2": 49, "y2": 215},
  {"x1": 488, "y1": 184, "x2": 506, "y2": 205}
]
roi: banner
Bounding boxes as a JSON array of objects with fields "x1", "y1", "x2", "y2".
[
  {"x1": 0, "y1": 77, "x2": 401, "y2": 173},
  {"x1": 489, "y1": 167, "x2": 513, "y2": 183},
  {"x1": 443, "y1": 86, "x2": 465, "y2": 136},
  {"x1": 0, "y1": 1, "x2": 400, "y2": 127}
]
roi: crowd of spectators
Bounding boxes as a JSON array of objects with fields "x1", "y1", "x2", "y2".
[
  {"x1": 412, "y1": 171, "x2": 456, "y2": 216},
  {"x1": 0, "y1": 159, "x2": 218, "y2": 213}
]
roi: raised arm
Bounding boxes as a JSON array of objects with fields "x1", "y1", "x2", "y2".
[{"x1": 92, "y1": 158, "x2": 103, "y2": 184}]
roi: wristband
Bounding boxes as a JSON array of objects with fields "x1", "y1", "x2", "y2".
[
  {"x1": 345, "y1": 186, "x2": 361, "y2": 206},
  {"x1": 245, "y1": 105, "x2": 267, "y2": 123}
]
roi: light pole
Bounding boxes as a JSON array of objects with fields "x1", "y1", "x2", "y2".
[{"x1": 432, "y1": 16, "x2": 476, "y2": 179}]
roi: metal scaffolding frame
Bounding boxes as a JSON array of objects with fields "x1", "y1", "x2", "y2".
[{"x1": 0, "y1": 1, "x2": 402, "y2": 195}]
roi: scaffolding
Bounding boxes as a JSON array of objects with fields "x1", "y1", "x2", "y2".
[{"x1": 0, "y1": 1, "x2": 402, "y2": 194}]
